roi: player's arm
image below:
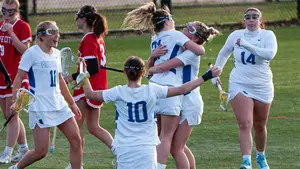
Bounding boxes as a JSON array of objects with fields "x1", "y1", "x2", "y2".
[
  {"x1": 149, "y1": 58, "x2": 183, "y2": 74},
  {"x1": 82, "y1": 78, "x2": 104, "y2": 102},
  {"x1": 184, "y1": 40, "x2": 205, "y2": 56},
  {"x1": 148, "y1": 45, "x2": 167, "y2": 68},
  {"x1": 12, "y1": 69, "x2": 26, "y2": 101},
  {"x1": 59, "y1": 74, "x2": 81, "y2": 119},
  {"x1": 167, "y1": 67, "x2": 221, "y2": 97},
  {"x1": 7, "y1": 29, "x2": 30, "y2": 54}
]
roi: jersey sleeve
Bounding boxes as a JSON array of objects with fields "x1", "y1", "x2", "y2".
[
  {"x1": 176, "y1": 50, "x2": 198, "y2": 66},
  {"x1": 102, "y1": 86, "x2": 120, "y2": 103},
  {"x1": 149, "y1": 82, "x2": 168, "y2": 99},
  {"x1": 18, "y1": 21, "x2": 32, "y2": 43},
  {"x1": 215, "y1": 30, "x2": 236, "y2": 68},
  {"x1": 174, "y1": 31, "x2": 190, "y2": 47},
  {"x1": 18, "y1": 49, "x2": 34, "y2": 72}
]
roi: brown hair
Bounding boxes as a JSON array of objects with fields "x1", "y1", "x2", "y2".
[
  {"x1": 124, "y1": 56, "x2": 145, "y2": 81},
  {"x1": 244, "y1": 7, "x2": 265, "y2": 29},
  {"x1": 122, "y1": 2, "x2": 172, "y2": 34},
  {"x1": 193, "y1": 21, "x2": 220, "y2": 45},
  {"x1": 77, "y1": 5, "x2": 108, "y2": 37}
]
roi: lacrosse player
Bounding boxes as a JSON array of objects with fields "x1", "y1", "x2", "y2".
[
  {"x1": 62, "y1": 5, "x2": 113, "y2": 168},
  {"x1": 0, "y1": 0, "x2": 32, "y2": 164},
  {"x1": 149, "y1": 21, "x2": 220, "y2": 169},
  {"x1": 8, "y1": 21, "x2": 82, "y2": 169},
  {"x1": 123, "y1": 3, "x2": 205, "y2": 169},
  {"x1": 80, "y1": 56, "x2": 220, "y2": 169},
  {"x1": 211, "y1": 7, "x2": 277, "y2": 169}
]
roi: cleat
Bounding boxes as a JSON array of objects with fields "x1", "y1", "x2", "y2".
[
  {"x1": 256, "y1": 154, "x2": 270, "y2": 169},
  {"x1": 0, "y1": 153, "x2": 11, "y2": 164},
  {"x1": 11, "y1": 150, "x2": 28, "y2": 163},
  {"x1": 239, "y1": 158, "x2": 252, "y2": 169},
  {"x1": 65, "y1": 163, "x2": 84, "y2": 169}
]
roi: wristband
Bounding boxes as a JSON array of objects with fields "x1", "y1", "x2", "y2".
[
  {"x1": 71, "y1": 72, "x2": 80, "y2": 81},
  {"x1": 201, "y1": 70, "x2": 213, "y2": 82}
]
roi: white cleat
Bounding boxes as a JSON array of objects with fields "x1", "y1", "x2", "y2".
[
  {"x1": 0, "y1": 153, "x2": 11, "y2": 164},
  {"x1": 11, "y1": 150, "x2": 28, "y2": 163}
]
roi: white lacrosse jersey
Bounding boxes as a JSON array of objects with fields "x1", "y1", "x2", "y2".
[
  {"x1": 149, "y1": 30, "x2": 190, "y2": 87},
  {"x1": 177, "y1": 50, "x2": 200, "y2": 93},
  {"x1": 102, "y1": 83, "x2": 168, "y2": 148},
  {"x1": 19, "y1": 45, "x2": 68, "y2": 111},
  {"x1": 222, "y1": 29, "x2": 277, "y2": 85}
]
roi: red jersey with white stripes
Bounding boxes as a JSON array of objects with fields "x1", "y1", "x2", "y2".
[{"x1": 0, "y1": 19, "x2": 32, "y2": 89}]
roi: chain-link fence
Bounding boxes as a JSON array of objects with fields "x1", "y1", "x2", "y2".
[{"x1": 19, "y1": 0, "x2": 299, "y2": 37}]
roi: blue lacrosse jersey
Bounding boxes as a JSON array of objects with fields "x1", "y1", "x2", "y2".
[
  {"x1": 18, "y1": 45, "x2": 68, "y2": 111},
  {"x1": 103, "y1": 83, "x2": 168, "y2": 148}
]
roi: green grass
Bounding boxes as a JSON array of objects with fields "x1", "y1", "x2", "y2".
[
  {"x1": 27, "y1": 1, "x2": 297, "y2": 33},
  {"x1": 0, "y1": 26, "x2": 300, "y2": 169}
]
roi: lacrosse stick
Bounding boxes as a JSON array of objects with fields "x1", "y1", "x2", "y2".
[
  {"x1": 72, "y1": 60, "x2": 90, "y2": 90},
  {"x1": 208, "y1": 63, "x2": 230, "y2": 111},
  {"x1": 100, "y1": 65, "x2": 151, "y2": 79},
  {"x1": 49, "y1": 126, "x2": 57, "y2": 153},
  {"x1": 49, "y1": 47, "x2": 74, "y2": 152},
  {"x1": 0, "y1": 59, "x2": 12, "y2": 89},
  {"x1": 0, "y1": 88, "x2": 35, "y2": 132}
]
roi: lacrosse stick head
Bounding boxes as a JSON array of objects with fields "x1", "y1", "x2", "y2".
[
  {"x1": 60, "y1": 47, "x2": 74, "y2": 77},
  {"x1": 13, "y1": 88, "x2": 35, "y2": 113},
  {"x1": 72, "y1": 61, "x2": 90, "y2": 90},
  {"x1": 219, "y1": 91, "x2": 230, "y2": 111}
]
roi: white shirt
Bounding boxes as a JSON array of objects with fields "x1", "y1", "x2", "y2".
[
  {"x1": 149, "y1": 30, "x2": 190, "y2": 87},
  {"x1": 177, "y1": 50, "x2": 200, "y2": 93},
  {"x1": 216, "y1": 28, "x2": 277, "y2": 85},
  {"x1": 19, "y1": 45, "x2": 68, "y2": 111},
  {"x1": 103, "y1": 83, "x2": 168, "y2": 147}
]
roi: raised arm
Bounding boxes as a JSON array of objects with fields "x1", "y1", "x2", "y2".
[
  {"x1": 239, "y1": 31, "x2": 277, "y2": 60},
  {"x1": 82, "y1": 78, "x2": 104, "y2": 102},
  {"x1": 184, "y1": 40, "x2": 205, "y2": 56}
]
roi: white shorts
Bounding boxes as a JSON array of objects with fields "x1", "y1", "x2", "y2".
[
  {"x1": 179, "y1": 92, "x2": 203, "y2": 126},
  {"x1": 29, "y1": 106, "x2": 74, "y2": 130},
  {"x1": 115, "y1": 145, "x2": 157, "y2": 169},
  {"x1": 229, "y1": 81, "x2": 274, "y2": 104},
  {"x1": 155, "y1": 95, "x2": 183, "y2": 116}
]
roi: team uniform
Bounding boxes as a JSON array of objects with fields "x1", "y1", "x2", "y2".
[
  {"x1": 149, "y1": 30, "x2": 189, "y2": 116},
  {"x1": 177, "y1": 50, "x2": 203, "y2": 126},
  {"x1": 0, "y1": 19, "x2": 32, "y2": 98},
  {"x1": 103, "y1": 83, "x2": 168, "y2": 169},
  {"x1": 18, "y1": 45, "x2": 74, "y2": 129},
  {"x1": 73, "y1": 32, "x2": 108, "y2": 108},
  {"x1": 216, "y1": 28, "x2": 277, "y2": 104}
]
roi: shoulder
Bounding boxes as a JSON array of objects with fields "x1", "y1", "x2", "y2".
[
  {"x1": 261, "y1": 29, "x2": 276, "y2": 36},
  {"x1": 15, "y1": 19, "x2": 30, "y2": 27},
  {"x1": 229, "y1": 29, "x2": 245, "y2": 36}
]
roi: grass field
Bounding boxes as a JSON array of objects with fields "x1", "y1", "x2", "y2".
[
  {"x1": 0, "y1": 26, "x2": 299, "y2": 169},
  {"x1": 27, "y1": 1, "x2": 297, "y2": 33}
]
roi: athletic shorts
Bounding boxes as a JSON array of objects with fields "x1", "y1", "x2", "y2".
[
  {"x1": 115, "y1": 145, "x2": 157, "y2": 169},
  {"x1": 0, "y1": 81, "x2": 29, "y2": 98},
  {"x1": 29, "y1": 106, "x2": 74, "y2": 130},
  {"x1": 155, "y1": 95, "x2": 183, "y2": 116},
  {"x1": 73, "y1": 93, "x2": 103, "y2": 108},
  {"x1": 179, "y1": 92, "x2": 204, "y2": 126},
  {"x1": 229, "y1": 81, "x2": 274, "y2": 104}
]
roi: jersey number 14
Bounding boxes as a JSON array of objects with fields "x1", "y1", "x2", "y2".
[{"x1": 241, "y1": 51, "x2": 256, "y2": 65}]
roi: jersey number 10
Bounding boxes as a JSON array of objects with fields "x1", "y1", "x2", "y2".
[{"x1": 127, "y1": 101, "x2": 148, "y2": 123}]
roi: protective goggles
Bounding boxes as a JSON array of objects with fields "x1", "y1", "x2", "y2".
[
  {"x1": 244, "y1": 14, "x2": 260, "y2": 20},
  {"x1": 186, "y1": 22, "x2": 207, "y2": 42},
  {"x1": 37, "y1": 28, "x2": 59, "y2": 36},
  {"x1": 1, "y1": 7, "x2": 17, "y2": 17}
]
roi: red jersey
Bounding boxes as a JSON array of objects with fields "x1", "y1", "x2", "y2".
[
  {"x1": 73, "y1": 32, "x2": 108, "y2": 107},
  {"x1": 0, "y1": 19, "x2": 32, "y2": 89}
]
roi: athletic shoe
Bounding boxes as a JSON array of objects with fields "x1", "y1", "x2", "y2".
[
  {"x1": 8, "y1": 164, "x2": 17, "y2": 169},
  {"x1": 256, "y1": 154, "x2": 270, "y2": 169},
  {"x1": 65, "y1": 163, "x2": 83, "y2": 169},
  {"x1": 239, "y1": 158, "x2": 252, "y2": 169},
  {"x1": 0, "y1": 153, "x2": 11, "y2": 164},
  {"x1": 11, "y1": 150, "x2": 28, "y2": 163}
]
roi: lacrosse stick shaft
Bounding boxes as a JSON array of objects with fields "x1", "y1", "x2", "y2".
[
  {"x1": 100, "y1": 66, "x2": 123, "y2": 73},
  {"x1": 50, "y1": 126, "x2": 57, "y2": 153},
  {"x1": 0, "y1": 114, "x2": 14, "y2": 132}
]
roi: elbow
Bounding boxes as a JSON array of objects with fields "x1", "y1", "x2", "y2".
[
  {"x1": 264, "y1": 51, "x2": 276, "y2": 60},
  {"x1": 195, "y1": 46, "x2": 205, "y2": 56}
]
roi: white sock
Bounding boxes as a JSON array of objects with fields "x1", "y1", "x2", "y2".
[
  {"x1": 157, "y1": 163, "x2": 166, "y2": 169},
  {"x1": 4, "y1": 146, "x2": 13, "y2": 156},
  {"x1": 256, "y1": 151, "x2": 265, "y2": 155},
  {"x1": 18, "y1": 143, "x2": 29, "y2": 152},
  {"x1": 242, "y1": 155, "x2": 251, "y2": 161}
]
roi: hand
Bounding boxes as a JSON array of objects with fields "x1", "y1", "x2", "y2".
[
  {"x1": 64, "y1": 75, "x2": 73, "y2": 84},
  {"x1": 1, "y1": 23, "x2": 13, "y2": 34},
  {"x1": 236, "y1": 38, "x2": 241, "y2": 46},
  {"x1": 9, "y1": 102, "x2": 18, "y2": 116},
  {"x1": 5, "y1": 75, "x2": 12, "y2": 89},
  {"x1": 69, "y1": 103, "x2": 81, "y2": 120},
  {"x1": 151, "y1": 45, "x2": 167, "y2": 58},
  {"x1": 211, "y1": 66, "x2": 222, "y2": 78}
]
